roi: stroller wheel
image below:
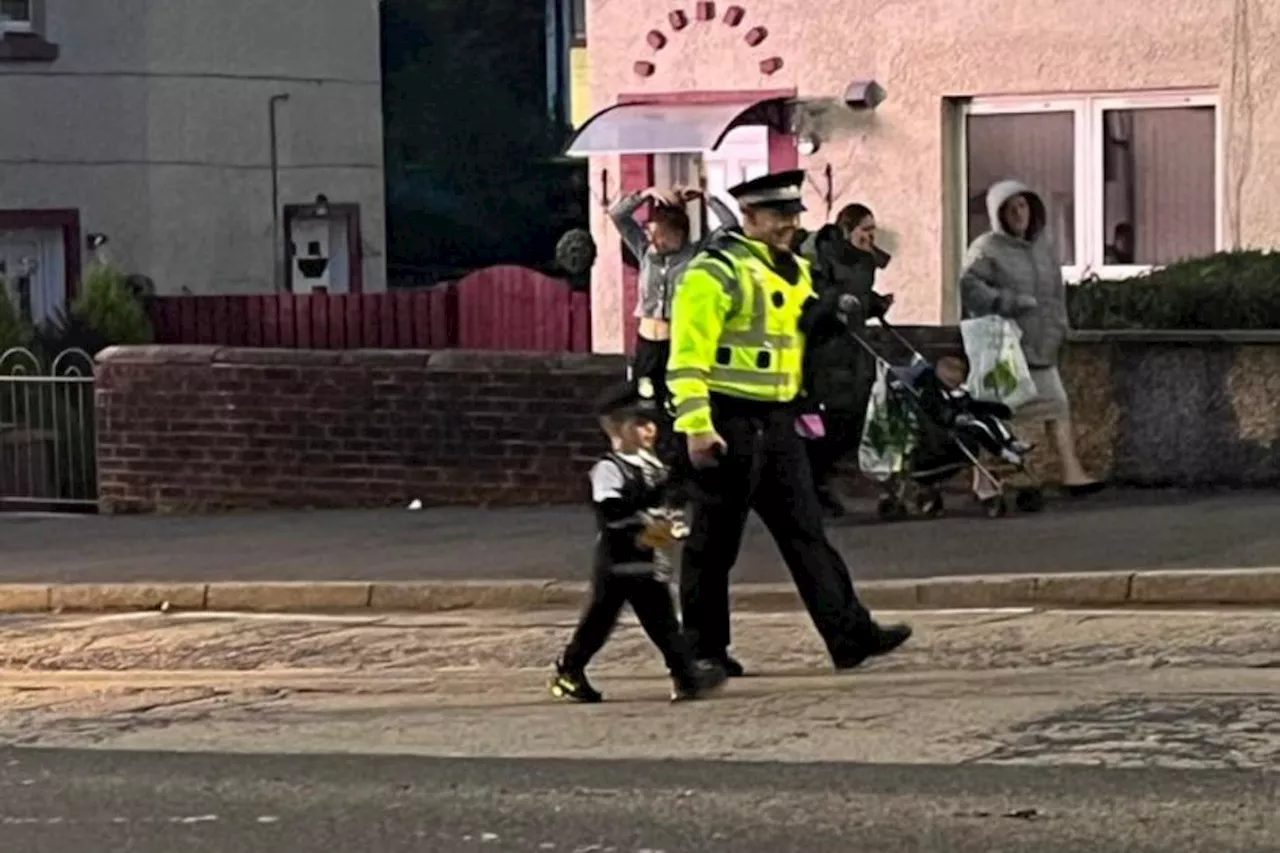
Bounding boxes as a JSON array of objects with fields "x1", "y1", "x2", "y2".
[
  {"x1": 916, "y1": 489, "x2": 945, "y2": 518},
  {"x1": 1014, "y1": 487, "x2": 1045, "y2": 513},
  {"x1": 982, "y1": 495, "x2": 1008, "y2": 519},
  {"x1": 877, "y1": 495, "x2": 909, "y2": 522}
]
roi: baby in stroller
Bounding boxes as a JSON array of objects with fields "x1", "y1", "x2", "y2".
[
  {"x1": 875, "y1": 353, "x2": 1043, "y2": 520},
  {"x1": 928, "y1": 356, "x2": 1032, "y2": 465}
]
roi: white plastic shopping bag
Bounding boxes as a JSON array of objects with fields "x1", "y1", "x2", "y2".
[
  {"x1": 960, "y1": 315, "x2": 1037, "y2": 411},
  {"x1": 857, "y1": 360, "x2": 916, "y2": 482}
]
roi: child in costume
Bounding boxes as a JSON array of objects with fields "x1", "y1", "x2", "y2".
[{"x1": 549, "y1": 380, "x2": 728, "y2": 703}]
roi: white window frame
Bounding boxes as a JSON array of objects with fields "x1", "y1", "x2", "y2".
[
  {"x1": 0, "y1": 0, "x2": 33, "y2": 32},
  {"x1": 961, "y1": 90, "x2": 1223, "y2": 283}
]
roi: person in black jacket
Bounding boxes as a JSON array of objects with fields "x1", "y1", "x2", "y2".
[
  {"x1": 549, "y1": 381, "x2": 728, "y2": 704},
  {"x1": 797, "y1": 204, "x2": 894, "y2": 516}
]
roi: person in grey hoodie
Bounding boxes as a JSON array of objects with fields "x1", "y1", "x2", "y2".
[
  {"x1": 959, "y1": 179, "x2": 1104, "y2": 496},
  {"x1": 610, "y1": 185, "x2": 739, "y2": 417}
]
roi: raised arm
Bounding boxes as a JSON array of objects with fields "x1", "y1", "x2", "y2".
[
  {"x1": 608, "y1": 189, "x2": 652, "y2": 260},
  {"x1": 704, "y1": 194, "x2": 740, "y2": 235}
]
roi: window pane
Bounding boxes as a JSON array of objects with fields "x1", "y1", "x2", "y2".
[
  {"x1": 966, "y1": 111, "x2": 1076, "y2": 265},
  {"x1": 0, "y1": 0, "x2": 30, "y2": 24},
  {"x1": 570, "y1": 0, "x2": 586, "y2": 42},
  {"x1": 1101, "y1": 107, "x2": 1215, "y2": 266}
]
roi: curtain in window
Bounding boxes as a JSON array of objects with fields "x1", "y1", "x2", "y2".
[
  {"x1": 966, "y1": 112, "x2": 1076, "y2": 265},
  {"x1": 1105, "y1": 107, "x2": 1215, "y2": 265}
]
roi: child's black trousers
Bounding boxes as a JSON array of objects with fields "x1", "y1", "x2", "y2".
[{"x1": 562, "y1": 563, "x2": 693, "y2": 677}]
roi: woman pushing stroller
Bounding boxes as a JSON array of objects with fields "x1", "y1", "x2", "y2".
[
  {"x1": 795, "y1": 204, "x2": 894, "y2": 517},
  {"x1": 796, "y1": 203, "x2": 1032, "y2": 519},
  {"x1": 800, "y1": 181, "x2": 1103, "y2": 519}
]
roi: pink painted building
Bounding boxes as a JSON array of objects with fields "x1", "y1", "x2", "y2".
[{"x1": 569, "y1": 0, "x2": 1279, "y2": 354}]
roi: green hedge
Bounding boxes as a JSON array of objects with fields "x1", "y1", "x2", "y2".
[{"x1": 1067, "y1": 251, "x2": 1280, "y2": 331}]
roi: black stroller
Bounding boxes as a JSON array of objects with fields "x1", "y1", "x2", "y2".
[{"x1": 847, "y1": 318, "x2": 1045, "y2": 520}]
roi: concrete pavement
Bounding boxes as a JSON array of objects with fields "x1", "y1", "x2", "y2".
[
  {"x1": 0, "y1": 749, "x2": 1275, "y2": 852},
  {"x1": 5, "y1": 490, "x2": 1280, "y2": 585},
  {"x1": 0, "y1": 608, "x2": 1276, "y2": 768},
  {"x1": 0, "y1": 607, "x2": 1276, "y2": 851}
]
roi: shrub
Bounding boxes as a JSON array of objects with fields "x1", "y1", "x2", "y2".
[
  {"x1": 1067, "y1": 250, "x2": 1280, "y2": 330},
  {"x1": 29, "y1": 307, "x2": 110, "y2": 363},
  {"x1": 72, "y1": 263, "x2": 153, "y2": 346},
  {"x1": 0, "y1": 280, "x2": 31, "y2": 354},
  {"x1": 30, "y1": 263, "x2": 154, "y2": 360}
]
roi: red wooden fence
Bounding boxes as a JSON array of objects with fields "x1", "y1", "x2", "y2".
[{"x1": 149, "y1": 265, "x2": 591, "y2": 352}]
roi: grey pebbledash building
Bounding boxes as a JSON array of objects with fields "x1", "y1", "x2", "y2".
[{"x1": 0, "y1": 0, "x2": 387, "y2": 324}]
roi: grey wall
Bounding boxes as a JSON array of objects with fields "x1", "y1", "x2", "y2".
[{"x1": 0, "y1": 0, "x2": 386, "y2": 293}]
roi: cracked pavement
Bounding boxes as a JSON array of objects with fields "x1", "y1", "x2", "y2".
[
  {"x1": 0, "y1": 607, "x2": 1276, "y2": 771},
  {"x1": 0, "y1": 608, "x2": 1276, "y2": 852}
]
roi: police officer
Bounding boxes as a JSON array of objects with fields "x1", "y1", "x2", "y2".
[{"x1": 667, "y1": 170, "x2": 912, "y2": 675}]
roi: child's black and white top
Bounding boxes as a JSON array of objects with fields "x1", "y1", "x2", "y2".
[{"x1": 589, "y1": 449, "x2": 679, "y2": 582}]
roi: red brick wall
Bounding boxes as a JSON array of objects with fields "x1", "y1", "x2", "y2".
[
  {"x1": 95, "y1": 347, "x2": 627, "y2": 513},
  {"x1": 94, "y1": 329, "x2": 961, "y2": 514}
]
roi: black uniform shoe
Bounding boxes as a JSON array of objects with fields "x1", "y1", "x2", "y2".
[
  {"x1": 833, "y1": 623, "x2": 913, "y2": 671},
  {"x1": 671, "y1": 659, "x2": 729, "y2": 702},
  {"x1": 715, "y1": 654, "x2": 747, "y2": 677},
  {"x1": 549, "y1": 661, "x2": 603, "y2": 703}
]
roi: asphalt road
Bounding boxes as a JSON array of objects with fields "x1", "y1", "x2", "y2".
[
  {"x1": 4, "y1": 489, "x2": 1280, "y2": 583},
  {"x1": 0, "y1": 748, "x2": 1274, "y2": 853}
]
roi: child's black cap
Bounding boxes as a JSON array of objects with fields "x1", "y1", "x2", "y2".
[{"x1": 594, "y1": 378, "x2": 660, "y2": 420}]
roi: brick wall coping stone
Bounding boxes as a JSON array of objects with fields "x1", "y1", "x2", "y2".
[
  {"x1": 1067, "y1": 329, "x2": 1280, "y2": 345},
  {"x1": 97, "y1": 331, "x2": 1280, "y2": 373},
  {"x1": 96, "y1": 345, "x2": 629, "y2": 374}
]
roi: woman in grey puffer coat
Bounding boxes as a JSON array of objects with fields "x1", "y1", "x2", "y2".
[{"x1": 959, "y1": 179, "x2": 1103, "y2": 496}]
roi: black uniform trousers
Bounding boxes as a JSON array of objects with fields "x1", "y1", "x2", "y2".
[
  {"x1": 680, "y1": 394, "x2": 876, "y2": 665},
  {"x1": 562, "y1": 561, "x2": 694, "y2": 678}
]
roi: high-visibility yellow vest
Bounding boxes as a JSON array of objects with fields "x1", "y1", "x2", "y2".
[{"x1": 666, "y1": 232, "x2": 812, "y2": 435}]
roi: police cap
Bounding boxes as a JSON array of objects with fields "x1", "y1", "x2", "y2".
[
  {"x1": 726, "y1": 169, "x2": 807, "y2": 215},
  {"x1": 594, "y1": 378, "x2": 660, "y2": 420}
]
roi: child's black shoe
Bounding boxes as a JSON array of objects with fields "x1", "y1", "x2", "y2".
[{"x1": 549, "y1": 661, "x2": 603, "y2": 703}]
